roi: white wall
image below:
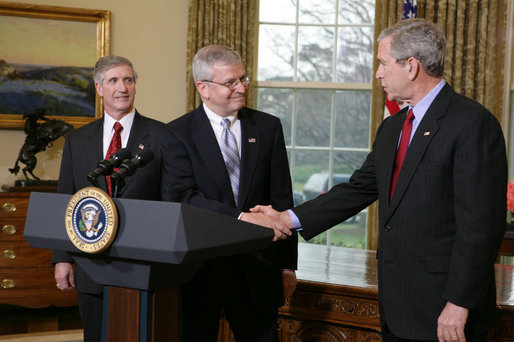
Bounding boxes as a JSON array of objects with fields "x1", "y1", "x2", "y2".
[{"x1": 0, "y1": 0, "x2": 188, "y2": 186}]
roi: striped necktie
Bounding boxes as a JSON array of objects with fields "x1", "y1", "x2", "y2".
[{"x1": 220, "y1": 118, "x2": 240, "y2": 205}]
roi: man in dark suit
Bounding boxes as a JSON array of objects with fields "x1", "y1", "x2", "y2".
[
  {"x1": 161, "y1": 45, "x2": 298, "y2": 342},
  {"x1": 253, "y1": 19, "x2": 507, "y2": 342},
  {"x1": 52, "y1": 55, "x2": 163, "y2": 342}
]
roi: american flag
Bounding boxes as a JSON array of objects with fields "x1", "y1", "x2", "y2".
[{"x1": 383, "y1": 0, "x2": 417, "y2": 118}]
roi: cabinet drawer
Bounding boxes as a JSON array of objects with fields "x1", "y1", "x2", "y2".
[
  {"x1": 0, "y1": 243, "x2": 52, "y2": 267},
  {"x1": 0, "y1": 218, "x2": 26, "y2": 243},
  {"x1": 0, "y1": 197, "x2": 29, "y2": 219},
  {"x1": 0, "y1": 267, "x2": 77, "y2": 308}
]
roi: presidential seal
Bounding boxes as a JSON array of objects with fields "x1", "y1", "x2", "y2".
[{"x1": 65, "y1": 187, "x2": 118, "y2": 253}]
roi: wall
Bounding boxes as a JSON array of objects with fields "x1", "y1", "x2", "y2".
[{"x1": 0, "y1": 0, "x2": 188, "y2": 187}]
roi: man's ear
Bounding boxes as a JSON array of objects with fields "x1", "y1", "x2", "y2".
[
  {"x1": 407, "y1": 57, "x2": 420, "y2": 80},
  {"x1": 95, "y1": 82, "x2": 103, "y2": 97},
  {"x1": 196, "y1": 81, "x2": 209, "y2": 100}
]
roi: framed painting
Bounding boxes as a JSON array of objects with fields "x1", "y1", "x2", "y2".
[{"x1": 0, "y1": 2, "x2": 110, "y2": 129}]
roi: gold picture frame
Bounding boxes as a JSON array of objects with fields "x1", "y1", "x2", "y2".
[{"x1": 0, "y1": 2, "x2": 110, "y2": 129}]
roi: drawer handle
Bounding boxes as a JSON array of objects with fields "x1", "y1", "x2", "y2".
[
  {"x1": 1, "y1": 203, "x2": 16, "y2": 213},
  {"x1": 1, "y1": 279, "x2": 15, "y2": 289},
  {"x1": 3, "y1": 250, "x2": 15, "y2": 259},
  {"x1": 2, "y1": 225, "x2": 16, "y2": 235}
]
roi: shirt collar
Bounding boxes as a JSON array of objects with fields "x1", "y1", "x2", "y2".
[
  {"x1": 203, "y1": 103, "x2": 238, "y2": 127},
  {"x1": 409, "y1": 79, "x2": 446, "y2": 119}
]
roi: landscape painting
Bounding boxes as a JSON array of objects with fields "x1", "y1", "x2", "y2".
[{"x1": 0, "y1": 3, "x2": 110, "y2": 128}]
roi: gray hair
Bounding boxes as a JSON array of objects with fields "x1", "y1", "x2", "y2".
[
  {"x1": 94, "y1": 55, "x2": 138, "y2": 84},
  {"x1": 192, "y1": 45, "x2": 241, "y2": 83},
  {"x1": 378, "y1": 19, "x2": 446, "y2": 77}
]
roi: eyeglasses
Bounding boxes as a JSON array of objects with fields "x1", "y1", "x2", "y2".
[{"x1": 202, "y1": 76, "x2": 250, "y2": 91}]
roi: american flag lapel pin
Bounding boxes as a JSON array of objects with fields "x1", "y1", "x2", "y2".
[
  {"x1": 248, "y1": 138, "x2": 256, "y2": 143},
  {"x1": 424, "y1": 131, "x2": 430, "y2": 136},
  {"x1": 139, "y1": 144, "x2": 145, "y2": 149}
]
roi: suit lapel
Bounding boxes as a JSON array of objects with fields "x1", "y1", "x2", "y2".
[
  {"x1": 121, "y1": 111, "x2": 156, "y2": 192},
  {"x1": 86, "y1": 118, "x2": 107, "y2": 191},
  {"x1": 385, "y1": 84, "x2": 454, "y2": 220},
  {"x1": 238, "y1": 108, "x2": 260, "y2": 210},
  {"x1": 192, "y1": 107, "x2": 237, "y2": 206}
]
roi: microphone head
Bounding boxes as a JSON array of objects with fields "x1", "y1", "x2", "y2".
[
  {"x1": 134, "y1": 148, "x2": 154, "y2": 167},
  {"x1": 109, "y1": 148, "x2": 132, "y2": 164}
]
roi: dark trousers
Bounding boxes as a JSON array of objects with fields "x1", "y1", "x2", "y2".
[
  {"x1": 180, "y1": 257, "x2": 279, "y2": 342},
  {"x1": 77, "y1": 291, "x2": 103, "y2": 342}
]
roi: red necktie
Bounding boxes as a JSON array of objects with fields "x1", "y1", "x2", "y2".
[
  {"x1": 105, "y1": 122, "x2": 123, "y2": 197},
  {"x1": 390, "y1": 109, "x2": 414, "y2": 201}
]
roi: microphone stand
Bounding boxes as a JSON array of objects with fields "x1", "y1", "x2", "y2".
[{"x1": 112, "y1": 177, "x2": 125, "y2": 198}]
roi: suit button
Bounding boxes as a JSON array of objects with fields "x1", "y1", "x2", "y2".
[{"x1": 384, "y1": 225, "x2": 391, "y2": 232}]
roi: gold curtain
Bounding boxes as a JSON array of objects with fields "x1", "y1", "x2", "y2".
[{"x1": 186, "y1": 0, "x2": 257, "y2": 112}]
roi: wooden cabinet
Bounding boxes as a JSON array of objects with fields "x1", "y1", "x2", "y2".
[{"x1": 0, "y1": 191, "x2": 80, "y2": 335}]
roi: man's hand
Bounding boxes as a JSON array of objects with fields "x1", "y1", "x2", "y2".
[
  {"x1": 241, "y1": 212, "x2": 292, "y2": 241},
  {"x1": 282, "y1": 269, "x2": 297, "y2": 298},
  {"x1": 250, "y1": 205, "x2": 293, "y2": 229},
  {"x1": 55, "y1": 262, "x2": 76, "y2": 291},
  {"x1": 437, "y1": 301, "x2": 469, "y2": 342}
]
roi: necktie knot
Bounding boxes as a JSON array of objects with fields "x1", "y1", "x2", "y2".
[
  {"x1": 406, "y1": 109, "x2": 414, "y2": 124},
  {"x1": 221, "y1": 118, "x2": 231, "y2": 130},
  {"x1": 113, "y1": 122, "x2": 123, "y2": 134}
]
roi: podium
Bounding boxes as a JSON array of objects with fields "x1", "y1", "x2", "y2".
[{"x1": 24, "y1": 192, "x2": 274, "y2": 341}]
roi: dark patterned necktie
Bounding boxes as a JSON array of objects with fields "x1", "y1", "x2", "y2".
[{"x1": 105, "y1": 122, "x2": 123, "y2": 197}]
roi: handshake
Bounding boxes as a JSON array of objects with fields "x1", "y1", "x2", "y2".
[{"x1": 241, "y1": 205, "x2": 294, "y2": 241}]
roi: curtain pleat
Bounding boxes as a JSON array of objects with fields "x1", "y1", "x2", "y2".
[{"x1": 186, "y1": 0, "x2": 256, "y2": 112}]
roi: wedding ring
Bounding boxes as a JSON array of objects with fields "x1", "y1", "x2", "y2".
[{"x1": 56, "y1": 283, "x2": 60, "y2": 288}]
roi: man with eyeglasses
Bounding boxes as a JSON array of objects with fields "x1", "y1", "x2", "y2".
[{"x1": 161, "y1": 45, "x2": 298, "y2": 341}]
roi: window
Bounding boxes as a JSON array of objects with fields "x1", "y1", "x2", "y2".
[{"x1": 255, "y1": 0, "x2": 375, "y2": 248}]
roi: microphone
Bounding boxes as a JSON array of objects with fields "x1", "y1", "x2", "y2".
[
  {"x1": 111, "y1": 148, "x2": 154, "y2": 182},
  {"x1": 87, "y1": 148, "x2": 132, "y2": 184}
]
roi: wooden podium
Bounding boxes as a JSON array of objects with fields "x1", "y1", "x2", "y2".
[{"x1": 23, "y1": 192, "x2": 274, "y2": 342}]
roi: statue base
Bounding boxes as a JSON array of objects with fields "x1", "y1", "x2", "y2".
[
  {"x1": 14, "y1": 179, "x2": 58, "y2": 187},
  {"x1": 2, "y1": 180, "x2": 58, "y2": 193}
]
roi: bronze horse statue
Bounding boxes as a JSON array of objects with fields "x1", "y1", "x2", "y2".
[{"x1": 9, "y1": 110, "x2": 74, "y2": 181}]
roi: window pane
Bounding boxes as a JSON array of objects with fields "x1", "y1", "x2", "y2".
[
  {"x1": 334, "y1": 90, "x2": 371, "y2": 148},
  {"x1": 333, "y1": 151, "x2": 368, "y2": 176},
  {"x1": 299, "y1": 0, "x2": 336, "y2": 24},
  {"x1": 336, "y1": 26, "x2": 373, "y2": 82},
  {"x1": 260, "y1": 0, "x2": 297, "y2": 23},
  {"x1": 256, "y1": 88, "x2": 294, "y2": 146},
  {"x1": 338, "y1": 0, "x2": 375, "y2": 24},
  {"x1": 294, "y1": 150, "x2": 329, "y2": 203},
  {"x1": 296, "y1": 89, "x2": 331, "y2": 147},
  {"x1": 258, "y1": 25, "x2": 295, "y2": 81},
  {"x1": 298, "y1": 26, "x2": 334, "y2": 82}
]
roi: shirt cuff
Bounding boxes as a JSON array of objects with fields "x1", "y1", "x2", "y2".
[{"x1": 287, "y1": 209, "x2": 302, "y2": 231}]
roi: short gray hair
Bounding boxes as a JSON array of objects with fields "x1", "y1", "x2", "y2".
[
  {"x1": 378, "y1": 19, "x2": 446, "y2": 77},
  {"x1": 192, "y1": 45, "x2": 241, "y2": 83},
  {"x1": 94, "y1": 55, "x2": 138, "y2": 84}
]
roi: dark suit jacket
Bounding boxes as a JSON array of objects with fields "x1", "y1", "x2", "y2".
[
  {"x1": 161, "y1": 105, "x2": 297, "y2": 311},
  {"x1": 293, "y1": 84, "x2": 507, "y2": 340},
  {"x1": 52, "y1": 111, "x2": 164, "y2": 294}
]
